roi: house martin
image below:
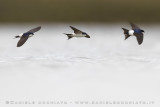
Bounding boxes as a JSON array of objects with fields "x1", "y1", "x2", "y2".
[
  {"x1": 122, "y1": 22, "x2": 144, "y2": 45},
  {"x1": 64, "y1": 26, "x2": 90, "y2": 40},
  {"x1": 14, "y1": 26, "x2": 41, "y2": 47}
]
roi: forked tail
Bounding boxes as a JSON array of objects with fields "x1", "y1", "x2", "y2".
[
  {"x1": 122, "y1": 28, "x2": 130, "y2": 40},
  {"x1": 14, "y1": 36, "x2": 20, "y2": 39},
  {"x1": 63, "y1": 33, "x2": 73, "y2": 40}
]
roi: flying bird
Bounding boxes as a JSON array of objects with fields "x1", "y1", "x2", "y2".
[
  {"x1": 14, "y1": 26, "x2": 41, "y2": 47},
  {"x1": 64, "y1": 26, "x2": 90, "y2": 40},
  {"x1": 122, "y1": 22, "x2": 144, "y2": 45}
]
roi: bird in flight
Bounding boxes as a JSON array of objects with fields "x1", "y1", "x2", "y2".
[
  {"x1": 14, "y1": 26, "x2": 41, "y2": 47},
  {"x1": 64, "y1": 26, "x2": 90, "y2": 40},
  {"x1": 122, "y1": 22, "x2": 144, "y2": 45}
]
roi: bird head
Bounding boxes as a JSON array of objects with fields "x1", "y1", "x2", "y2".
[
  {"x1": 141, "y1": 30, "x2": 145, "y2": 33},
  {"x1": 82, "y1": 32, "x2": 90, "y2": 38}
]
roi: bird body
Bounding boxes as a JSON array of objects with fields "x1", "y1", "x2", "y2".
[
  {"x1": 64, "y1": 26, "x2": 90, "y2": 40},
  {"x1": 23, "y1": 32, "x2": 34, "y2": 37},
  {"x1": 71, "y1": 33, "x2": 87, "y2": 37}
]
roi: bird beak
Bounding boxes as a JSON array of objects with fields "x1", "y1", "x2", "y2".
[{"x1": 85, "y1": 34, "x2": 90, "y2": 38}]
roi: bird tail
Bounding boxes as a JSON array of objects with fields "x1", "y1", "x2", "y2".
[
  {"x1": 14, "y1": 36, "x2": 20, "y2": 39},
  {"x1": 122, "y1": 28, "x2": 130, "y2": 40},
  {"x1": 122, "y1": 28, "x2": 129, "y2": 34},
  {"x1": 63, "y1": 33, "x2": 73, "y2": 40}
]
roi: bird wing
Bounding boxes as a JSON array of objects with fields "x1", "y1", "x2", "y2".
[
  {"x1": 17, "y1": 36, "x2": 29, "y2": 47},
  {"x1": 134, "y1": 33, "x2": 143, "y2": 45},
  {"x1": 27, "y1": 26, "x2": 41, "y2": 33},
  {"x1": 130, "y1": 22, "x2": 140, "y2": 29},
  {"x1": 70, "y1": 26, "x2": 82, "y2": 34}
]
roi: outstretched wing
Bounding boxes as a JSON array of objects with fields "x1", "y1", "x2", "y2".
[
  {"x1": 135, "y1": 33, "x2": 143, "y2": 45},
  {"x1": 70, "y1": 26, "x2": 82, "y2": 34},
  {"x1": 27, "y1": 26, "x2": 41, "y2": 33},
  {"x1": 17, "y1": 36, "x2": 29, "y2": 47},
  {"x1": 130, "y1": 22, "x2": 140, "y2": 29}
]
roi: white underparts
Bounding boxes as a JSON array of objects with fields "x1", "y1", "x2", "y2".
[
  {"x1": 72, "y1": 33, "x2": 85, "y2": 37},
  {"x1": 19, "y1": 33, "x2": 23, "y2": 37},
  {"x1": 29, "y1": 34, "x2": 33, "y2": 37},
  {"x1": 129, "y1": 30, "x2": 134, "y2": 36}
]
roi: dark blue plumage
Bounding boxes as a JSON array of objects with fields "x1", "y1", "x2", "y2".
[
  {"x1": 134, "y1": 29, "x2": 142, "y2": 34},
  {"x1": 23, "y1": 32, "x2": 34, "y2": 37},
  {"x1": 82, "y1": 32, "x2": 87, "y2": 35}
]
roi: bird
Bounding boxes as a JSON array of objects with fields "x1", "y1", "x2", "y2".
[
  {"x1": 122, "y1": 22, "x2": 144, "y2": 45},
  {"x1": 64, "y1": 26, "x2": 90, "y2": 40},
  {"x1": 14, "y1": 26, "x2": 41, "y2": 47}
]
